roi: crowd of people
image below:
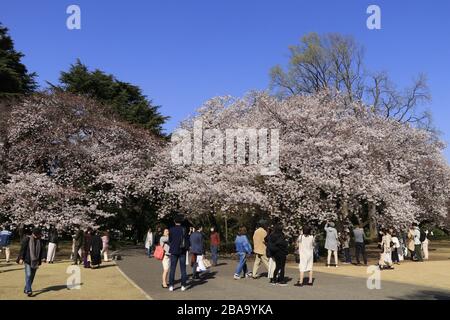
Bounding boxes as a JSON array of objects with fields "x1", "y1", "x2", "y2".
[
  {"x1": 71, "y1": 226, "x2": 111, "y2": 268},
  {"x1": 0, "y1": 224, "x2": 112, "y2": 297},
  {"x1": 143, "y1": 215, "x2": 433, "y2": 292},
  {"x1": 0, "y1": 216, "x2": 434, "y2": 297}
]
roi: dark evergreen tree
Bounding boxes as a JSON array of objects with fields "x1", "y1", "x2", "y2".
[
  {"x1": 0, "y1": 23, "x2": 37, "y2": 96},
  {"x1": 58, "y1": 60, "x2": 168, "y2": 136}
]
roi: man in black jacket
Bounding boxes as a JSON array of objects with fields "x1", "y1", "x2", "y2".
[
  {"x1": 168, "y1": 215, "x2": 190, "y2": 292},
  {"x1": 17, "y1": 228, "x2": 46, "y2": 297}
]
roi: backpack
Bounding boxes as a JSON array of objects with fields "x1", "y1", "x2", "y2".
[
  {"x1": 179, "y1": 227, "x2": 187, "y2": 250},
  {"x1": 419, "y1": 230, "x2": 426, "y2": 242}
]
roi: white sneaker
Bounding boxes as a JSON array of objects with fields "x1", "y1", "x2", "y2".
[
  {"x1": 169, "y1": 286, "x2": 174, "y2": 292},
  {"x1": 233, "y1": 274, "x2": 241, "y2": 280},
  {"x1": 181, "y1": 286, "x2": 186, "y2": 292}
]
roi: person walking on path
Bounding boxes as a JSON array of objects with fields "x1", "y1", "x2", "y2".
[
  {"x1": 324, "y1": 222, "x2": 339, "y2": 267},
  {"x1": 83, "y1": 228, "x2": 93, "y2": 268},
  {"x1": 341, "y1": 229, "x2": 352, "y2": 264},
  {"x1": 160, "y1": 228, "x2": 170, "y2": 288},
  {"x1": 252, "y1": 221, "x2": 270, "y2": 279},
  {"x1": 267, "y1": 225, "x2": 289, "y2": 286},
  {"x1": 90, "y1": 230, "x2": 103, "y2": 268},
  {"x1": 0, "y1": 226, "x2": 13, "y2": 263},
  {"x1": 296, "y1": 226, "x2": 315, "y2": 287},
  {"x1": 353, "y1": 224, "x2": 367, "y2": 265},
  {"x1": 101, "y1": 231, "x2": 110, "y2": 262},
  {"x1": 46, "y1": 225, "x2": 58, "y2": 264},
  {"x1": 72, "y1": 226, "x2": 84, "y2": 265},
  {"x1": 210, "y1": 227, "x2": 220, "y2": 266},
  {"x1": 234, "y1": 227, "x2": 253, "y2": 280},
  {"x1": 168, "y1": 216, "x2": 190, "y2": 292},
  {"x1": 190, "y1": 226, "x2": 204, "y2": 280},
  {"x1": 412, "y1": 223, "x2": 423, "y2": 262},
  {"x1": 17, "y1": 228, "x2": 46, "y2": 297},
  {"x1": 145, "y1": 228, "x2": 154, "y2": 258}
]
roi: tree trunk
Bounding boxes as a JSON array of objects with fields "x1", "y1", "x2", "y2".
[
  {"x1": 368, "y1": 202, "x2": 378, "y2": 240},
  {"x1": 224, "y1": 216, "x2": 228, "y2": 247}
]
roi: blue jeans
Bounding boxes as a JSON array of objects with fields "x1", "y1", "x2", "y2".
[
  {"x1": 147, "y1": 247, "x2": 153, "y2": 257},
  {"x1": 169, "y1": 253, "x2": 187, "y2": 287},
  {"x1": 235, "y1": 252, "x2": 247, "y2": 276},
  {"x1": 24, "y1": 264, "x2": 37, "y2": 293},
  {"x1": 343, "y1": 248, "x2": 352, "y2": 263},
  {"x1": 210, "y1": 245, "x2": 218, "y2": 265}
]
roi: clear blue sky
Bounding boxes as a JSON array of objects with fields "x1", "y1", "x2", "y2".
[{"x1": 2, "y1": 0, "x2": 450, "y2": 161}]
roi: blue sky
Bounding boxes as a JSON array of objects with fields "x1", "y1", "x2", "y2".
[{"x1": 2, "y1": 0, "x2": 450, "y2": 161}]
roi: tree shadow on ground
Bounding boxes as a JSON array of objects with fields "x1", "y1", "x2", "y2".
[{"x1": 389, "y1": 290, "x2": 450, "y2": 300}]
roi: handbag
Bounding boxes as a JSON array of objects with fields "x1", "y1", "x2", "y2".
[
  {"x1": 203, "y1": 257, "x2": 212, "y2": 269},
  {"x1": 154, "y1": 245, "x2": 165, "y2": 260},
  {"x1": 196, "y1": 255, "x2": 207, "y2": 272}
]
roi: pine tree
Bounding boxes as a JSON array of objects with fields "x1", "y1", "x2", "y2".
[
  {"x1": 58, "y1": 60, "x2": 168, "y2": 137},
  {"x1": 0, "y1": 23, "x2": 37, "y2": 96}
]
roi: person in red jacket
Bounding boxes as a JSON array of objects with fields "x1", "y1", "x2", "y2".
[{"x1": 210, "y1": 227, "x2": 220, "y2": 266}]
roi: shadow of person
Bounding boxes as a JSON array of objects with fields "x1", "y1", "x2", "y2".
[
  {"x1": 31, "y1": 283, "x2": 84, "y2": 297},
  {"x1": 214, "y1": 262, "x2": 228, "y2": 267},
  {"x1": 187, "y1": 271, "x2": 218, "y2": 290}
]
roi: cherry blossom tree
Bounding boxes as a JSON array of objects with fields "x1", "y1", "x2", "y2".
[
  {"x1": 0, "y1": 92, "x2": 163, "y2": 230},
  {"x1": 160, "y1": 91, "x2": 450, "y2": 237}
]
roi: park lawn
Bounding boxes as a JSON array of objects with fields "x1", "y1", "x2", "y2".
[
  {"x1": 0, "y1": 241, "x2": 148, "y2": 300},
  {"x1": 288, "y1": 240, "x2": 450, "y2": 292}
]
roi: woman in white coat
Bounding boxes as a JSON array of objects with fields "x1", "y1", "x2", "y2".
[{"x1": 296, "y1": 226, "x2": 315, "y2": 287}]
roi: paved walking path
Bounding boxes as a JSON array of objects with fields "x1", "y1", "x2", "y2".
[{"x1": 116, "y1": 247, "x2": 450, "y2": 300}]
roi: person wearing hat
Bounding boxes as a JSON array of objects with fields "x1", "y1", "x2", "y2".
[
  {"x1": 324, "y1": 222, "x2": 339, "y2": 268},
  {"x1": 252, "y1": 220, "x2": 269, "y2": 279},
  {"x1": 17, "y1": 228, "x2": 46, "y2": 297}
]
